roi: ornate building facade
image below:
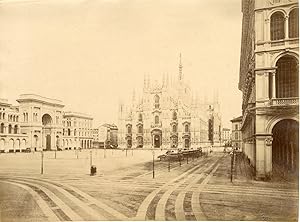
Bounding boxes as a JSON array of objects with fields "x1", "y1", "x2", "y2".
[
  {"x1": 0, "y1": 98, "x2": 27, "y2": 152},
  {"x1": 62, "y1": 112, "x2": 93, "y2": 150},
  {"x1": 239, "y1": 0, "x2": 298, "y2": 179},
  {"x1": 0, "y1": 94, "x2": 93, "y2": 152},
  {"x1": 118, "y1": 56, "x2": 221, "y2": 149}
]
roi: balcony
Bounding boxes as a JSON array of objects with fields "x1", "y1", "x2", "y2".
[
  {"x1": 270, "y1": 97, "x2": 298, "y2": 106},
  {"x1": 257, "y1": 38, "x2": 299, "y2": 52}
]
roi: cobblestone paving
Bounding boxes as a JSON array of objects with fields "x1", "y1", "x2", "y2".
[{"x1": 0, "y1": 150, "x2": 298, "y2": 221}]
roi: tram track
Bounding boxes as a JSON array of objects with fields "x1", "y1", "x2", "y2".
[{"x1": 135, "y1": 154, "x2": 224, "y2": 220}]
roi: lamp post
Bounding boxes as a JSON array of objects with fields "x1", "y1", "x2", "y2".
[
  {"x1": 152, "y1": 149, "x2": 155, "y2": 178},
  {"x1": 90, "y1": 150, "x2": 93, "y2": 167},
  {"x1": 104, "y1": 142, "x2": 106, "y2": 159},
  {"x1": 41, "y1": 151, "x2": 44, "y2": 175}
]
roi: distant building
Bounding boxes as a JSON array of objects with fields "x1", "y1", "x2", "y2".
[
  {"x1": 239, "y1": 0, "x2": 298, "y2": 179},
  {"x1": 17, "y1": 94, "x2": 65, "y2": 151},
  {"x1": 0, "y1": 98, "x2": 27, "y2": 152},
  {"x1": 231, "y1": 116, "x2": 242, "y2": 150},
  {"x1": 118, "y1": 55, "x2": 221, "y2": 149},
  {"x1": 222, "y1": 128, "x2": 231, "y2": 146},
  {"x1": 0, "y1": 94, "x2": 93, "y2": 152},
  {"x1": 208, "y1": 103, "x2": 222, "y2": 146},
  {"x1": 62, "y1": 112, "x2": 93, "y2": 150},
  {"x1": 93, "y1": 124, "x2": 118, "y2": 148}
]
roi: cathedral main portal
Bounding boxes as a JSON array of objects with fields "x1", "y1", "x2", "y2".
[
  {"x1": 154, "y1": 135, "x2": 161, "y2": 148},
  {"x1": 151, "y1": 129, "x2": 162, "y2": 148}
]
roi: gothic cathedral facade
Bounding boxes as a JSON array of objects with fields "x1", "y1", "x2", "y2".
[{"x1": 118, "y1": 56, "x2": 221, "y2": 149}]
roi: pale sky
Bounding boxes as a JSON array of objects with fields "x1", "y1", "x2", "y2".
[{"x1": 0, "y1": 0, "x2": 242, "y2": 128}]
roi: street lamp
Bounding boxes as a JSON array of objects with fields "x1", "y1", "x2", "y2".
[
  {"x1": 152, "y1": 149, "x2": 155, "y2": 178},
  {"x1": 41, "y1": 150, "x2": 44, "y2": 175},
  {"x1": 90, "y1": 150, "x2": 93, "y2": 167}
]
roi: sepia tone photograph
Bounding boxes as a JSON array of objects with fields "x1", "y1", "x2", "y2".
[{"x1": 0, "y1": 0, "x2": 298, "y2": 221}]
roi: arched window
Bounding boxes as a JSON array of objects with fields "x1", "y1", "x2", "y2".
[
  {"x1": 185, "y1": 124, "x2": 189, "y2": 132},
  {"x1": 172, "y1": 112, "x2": 177, "y2": 120},
  {"x1": 172, "y1": 124, "x2": 177, "y2": 133},
  {"x1": 74, "y1": 129, "x2": 77, "y2": 136},
  {"x1": 154, "y1": 95, "x2": 160, "y2": 108},
  {"x1": 14, "y1": 125, "x2": 18, "y2": 134},
  {"x1": 271, "y1": 12, "x2": 285, "y2": 40},
  {"x1": 155, "y1": 116, "x2": 159, "y2": 124},
  {"x1": 68, "y1": 128, "x2": 71, "y2": 136},
  {"x1": 138, "y1": 125, "x2": 143, "y2": 133},
  {"x1": 289, "y1": 9, "x2": 299, "y2": 38},
  {"x1": 127, "y1": 125, "x2": 132, "y2": 134},
  {"x1": 0, "y1": 123, "x2": 4, "y2": 133},
  {"x1": 138, "y1": 113, "x2": 143, "y2": 121},
  {"x1": 276, "y1": 56, "x2": 298, "y2": 98},
  {"x1": 8, "y1": 124, "x2": 12, "y2": 134}
]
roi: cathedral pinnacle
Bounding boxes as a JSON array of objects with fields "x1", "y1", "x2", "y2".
[{"x1": 179, "y1": 53, "x2": 183, "y2": 81}]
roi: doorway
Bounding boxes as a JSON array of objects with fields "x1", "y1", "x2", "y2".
[
  {"x1": 154, "y1": 135, "x2": 161, "y2": 148},
  {"x1": 46, "y1": 134, "x2": 51, "y2": 151}
]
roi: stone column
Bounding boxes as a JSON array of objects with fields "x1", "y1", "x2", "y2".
[
  {"x1": 285, "y1": 15, "x2": 289, "y2": 40},
  {"x1": 271, "y1": 70, "x2": 276, "y2": 99},
  {"x1": 265, "y1": 136, "x2": 273, "y2": 178}
]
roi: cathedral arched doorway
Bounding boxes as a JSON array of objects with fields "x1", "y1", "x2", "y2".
[
  {"x1": 137, "y1": 137, "x2": 143, "y2": 148},
  {"x1": 126, "y1": 137, "x2": 132, "y2": 148},
  {"x1": 151, "y1": 129, "x2": 162, "y2": 148},
  {"x1": 184, "y1": 139, "x2": 190, "y2": 148},
  {"x1": 154, "y1": 135, "x2": 161, "y2": 148},
  {"x1": 171, "y1": 136, "x2": 178, "y2": 148},
  {"x1": 272, "y1": 119, "x2": 299, "y2": 177}
]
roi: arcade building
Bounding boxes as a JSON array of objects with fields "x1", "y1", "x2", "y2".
[
  {"x1": 239, "y1": 0, "x2": 299, "y2": 179},
  {"x1": 0, "y1": 94, "x2": 93, "y2": 152}
]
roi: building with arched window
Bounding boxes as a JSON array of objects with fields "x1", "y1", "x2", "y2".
[
  {"x1": 0, "y1": 98, "x2": 26, "y2": 153},
  {"x1": 118, "y1": 55, "x2": 221, "y2": 149},
  {"x1": 92, "y1": 123, "x2": 118, "y2": 149},
  {"x1": 62, "y1": 112, "x2": 93, "y2": 150},
  {"x1": 0, "y1": 94, "x2": 93, "y2": 152},
  {"x1": 239, "y1": 0, "x2": 298, "y2": 179}
]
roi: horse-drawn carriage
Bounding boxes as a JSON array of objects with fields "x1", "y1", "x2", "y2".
[{"x1": 157, "y1": 148, "x2": 202, "y2": 161}]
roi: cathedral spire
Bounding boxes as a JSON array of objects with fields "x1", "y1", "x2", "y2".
[
  {"x1": 166, "y1": 73, "x2": 169, "y2": 87},
  {"x1": 179, "y1": 53, "x2": 183, "y2": 81}
]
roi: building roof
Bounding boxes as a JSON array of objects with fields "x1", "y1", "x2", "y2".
[
  {"x1": 17, "y1": 94, "x2": 64, "y2": 107},
  {"x1": 99, "y1": 123, "x2": 118, "y2": 130},
  {"x1": 0, "y1": 98, "x2": 11, "y2": 107},
  {"x1": 230, "y1": 116, "x2": 243, "y2": 122},
  {"x1": 64, "y1": 111, "x2": 93, "y2": 120}
]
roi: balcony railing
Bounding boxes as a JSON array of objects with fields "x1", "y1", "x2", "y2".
[{"x1": 270, "y1": 97, "x2": 299, "y2": 106}]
